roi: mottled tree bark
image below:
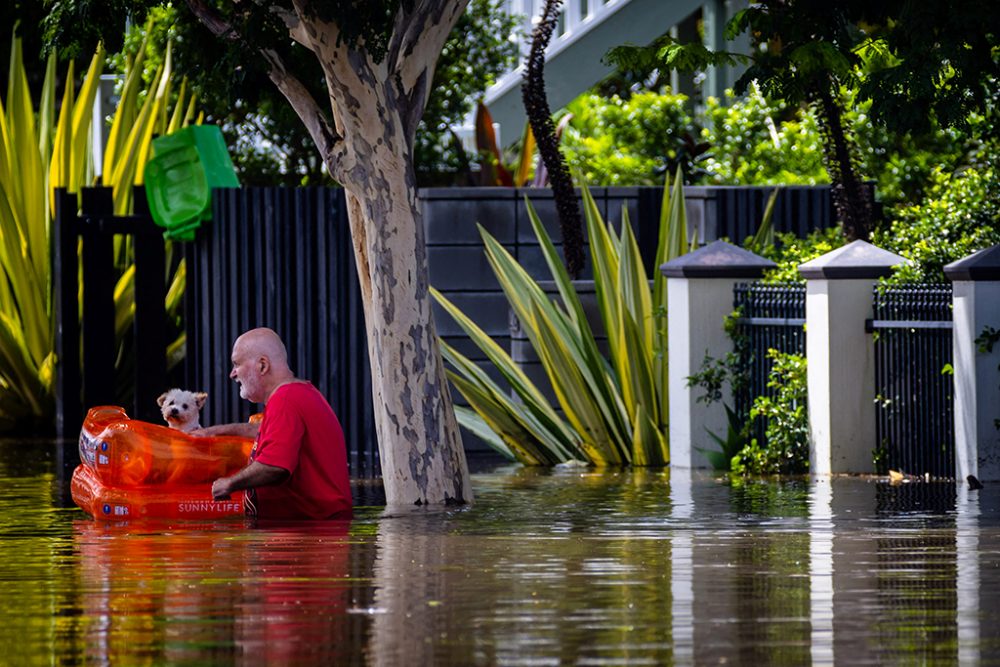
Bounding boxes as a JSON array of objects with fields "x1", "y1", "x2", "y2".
[{"x1": 189, "y1": 0, "x2": 473, "y2": 506}]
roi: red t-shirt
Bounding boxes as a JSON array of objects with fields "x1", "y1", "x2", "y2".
[{"x1": 248, "y1": 382, "x2": 352, "y2": 519}]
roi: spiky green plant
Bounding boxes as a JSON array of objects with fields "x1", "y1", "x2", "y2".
[
  {"x1": 433, "y1": 170, "x2": 689, "y2": 466},
  {"x1": 0, "y1": 30, "x2": 196, "y2": 432}
]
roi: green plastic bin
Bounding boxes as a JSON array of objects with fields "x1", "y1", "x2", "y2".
[{"x1": 144, "y1": 125, "x2": 239, "y2": 241}]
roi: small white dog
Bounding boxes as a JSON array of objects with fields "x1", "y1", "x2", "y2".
[{"x1": 157, "y1": 389, "x2": 208, "y2": 433}]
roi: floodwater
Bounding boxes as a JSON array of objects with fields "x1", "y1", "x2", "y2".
[{"x1": 2, "y1": 440, "x2": 1000, "y2": 666}]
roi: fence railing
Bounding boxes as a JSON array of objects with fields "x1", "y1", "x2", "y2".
[
  {"x1": 731, "y1": 283, "x2": 807, "y2": 446},
  {"x1": 869, "y1": 284, "x2": 954, "y2": 478}
]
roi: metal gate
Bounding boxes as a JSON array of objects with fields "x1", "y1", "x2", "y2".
[
  {"x1": 732, "y1": 283, "x2": 807, "y2": 446},
  {"x1": 869, "y1": 284, "x2": 954, "y2": 479}
]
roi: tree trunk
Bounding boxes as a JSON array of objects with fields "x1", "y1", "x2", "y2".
[
  {"x1": 307, "y1": 6, "x2": 472, "y2": 506},
  {"x1": 341, "y1": 147, "x2": 472, "y2": 506},
  {"x1": 523, "y1": 0, "x2": 586, "y2": 277},
  {"x1": 812, "y1": 81, "x2": 875, "y2": 241}
]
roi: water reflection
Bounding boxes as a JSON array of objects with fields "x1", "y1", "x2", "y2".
[
  {"x1": 3, "y1": 440, "x2": 1000, "y2": 665},
  {"x1": 72, "y1": 519, "x2": 370, "y2": 664}
]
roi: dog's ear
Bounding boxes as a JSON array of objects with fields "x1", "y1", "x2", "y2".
[
  {"x1": 157, "y1": 392, "x2": 169, "y2": 407},
  {"x1": 194, "y1": 392, "x2": 208, "y2": 409}
]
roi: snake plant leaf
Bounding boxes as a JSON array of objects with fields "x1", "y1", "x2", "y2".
[
  {"x1": 136, "y1": 40, "x2": 173, "y2": 180},
  {"x1": 167, "y1": 79, "x2": 188, "y2": 135},
  {"x1": 166, "y1": 332, "x2": 186, "y2": 371},
  {"x1": 618, "y1": 208, "x2": 653, "y2": 351},
  {"x1": 70, "y1": 46, "x2": 105, "y2": 193},
  {"x1": 432, "y1": 286, "x2": 579, "y2": 452},
  {"x1": 110, "y1": 59, "x2": 163, "y2": 214},
  {"x1": 652, "y1": 169, "x2": 686, "y2": 314},
  {"x1": 438, "y1": 168, "x2": 690, "y2": 466},
  {"x1": 0, "y1": 313, "x2": 47, "y2": 415},
  {"x1": 0, "y1": 30, "x2": 196, "y2": 431},
  {"x1": 653, "y1": 170, "x2": 688, "y2": 426},
  {"x1": 516, "y1": 201, "x2": 633, "y2": 448},
  {"x1": 522, "y1": 197, "x2": 591, "y2": 336},
  {"x1": 9, "y1": 45, "x2": 48, "y2": 287},
  {"x1": 103, "y1": 43, "x2": 147, "y2": 181},
  {"x1": 6, "y1": 38, "x2": 43, "y2": 236},
  {"x1": 630, "y1": 402, "x2": 664, "y2": 467},
  {"x1": 113, "y1": 265, "x2": 136, "y2": 341},
  {"x1": 749, "y1": 186, "x2": 782, "y2": 254},
  {"x1": 528, "y1": 299, "x2": 625, "y2": 465},
  {"x1": 448, "y1": 372, "x2": 546, "y2": 465},
  {"x1": 38, "y1": 53, "x2": 57, "y2": 177},
  {"x1": 165, "y1": 258, "x2": 186, "y2": 316},
  {"x1": 0, "y1": 184, "x2": 47, "y2": 367}
]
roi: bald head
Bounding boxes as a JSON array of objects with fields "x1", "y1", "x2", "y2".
[
  {"x1": 235, "y1": 327, "x2": 289, "y2": 370},
  {"x1": 230, "y1": 328, "x2": 295, "y2": 403}
]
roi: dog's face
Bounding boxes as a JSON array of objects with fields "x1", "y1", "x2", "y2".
[{"x1": 157, "y1": 389, "x2": 208, "y2": 432}]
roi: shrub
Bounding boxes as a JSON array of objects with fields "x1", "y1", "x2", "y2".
[
  {"x1": 734, "y1": 350, "x2": 810, "y2": 475},
  {"x1": 561, "y1": 81, "x2": 983, "y2": 212},
  {"x1": 873, "y1": 165, "x2": 1000, "y2": 283},
  {"x1": 562, "y1": 90, "x2": 696, "y2": 185},
  {"x1": 699, "y1": 84, "x2": 828, "y2": 186}
]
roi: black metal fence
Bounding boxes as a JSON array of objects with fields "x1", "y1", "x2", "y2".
[
  {"x1": 731, "y1": 283, "x2": 807, "y2": 445},
  {"x1": 713, "y1": 186, "x2": 836, "y2": 242},
  {"x1": 869, "y1": 284, "x2": 954, "y2": 479},
  {"x1": 184, "y1": 187, "x2": 379, "y2": 478}
]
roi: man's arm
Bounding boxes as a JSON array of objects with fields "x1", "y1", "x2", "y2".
[
  {"x1": 212, "y1": 461, "x2": 289, "y2": 500},
  {"x1": 192, "y1": 422, "x2": 260, "y2": 438}
]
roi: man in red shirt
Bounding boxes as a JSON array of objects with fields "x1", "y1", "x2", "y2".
[{"x1": 200, "y1": 327, "x2": 352, "y2": 519}]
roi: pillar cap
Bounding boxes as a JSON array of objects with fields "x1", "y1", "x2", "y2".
[
  {"x1": 944, "y1": 245, "x2": 1000, "y2": 281},
  {"x1": 660, "y1": 240, "x2": 775, "y2": 278},
  {"x1": 798, "y1": 240, "x2": 909, "y2": 280}
]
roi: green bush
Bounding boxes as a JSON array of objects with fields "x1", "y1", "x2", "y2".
[
  {"x1": 873, "y1": 165, "x2": 1000, "y2": 283},
  {"x1": 562, "y1": 90, "x2": 696, "y2": 185},
  {"x1": 734, "y1": 350, "x2": 810, "y2": 476},
  {"x1": 699, "y1": 84, "x2": 828, "y2": 186},
  {"x1": 560, "y1": 81, "x2": 983, "y2": 212}
]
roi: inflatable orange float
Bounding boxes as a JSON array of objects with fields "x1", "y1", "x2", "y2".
[{"x1": 71, "y1": 406, "x2": 255, "y2": 520}]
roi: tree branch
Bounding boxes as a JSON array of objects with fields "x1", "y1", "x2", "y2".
[
  {"x1": 268, "y1": 3, "x2": 313, "y2": 50},
  {"x1": 184, "y1": 0, "x2": 345, "y2": 178},
  {"x1": 388, "y1": 0, "x2": 470, "y2": 139}
]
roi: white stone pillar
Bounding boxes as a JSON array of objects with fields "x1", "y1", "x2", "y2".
[
  {"x1": 945, "y1": 245, "x2": 1000, "y2": 481},
  {"x1": 662, "y1": 240, "x2": 775, "y2": 468},
  {"x1": 799, "y1": 240, "x2": 908, "y2": 475}
]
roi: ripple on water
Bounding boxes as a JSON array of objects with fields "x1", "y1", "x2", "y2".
[{"x1": 3, "y1": 441, "x2": 1000, "y2": 665}]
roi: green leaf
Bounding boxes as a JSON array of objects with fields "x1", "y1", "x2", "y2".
[
  {"x1": 453, "y1": 405, "x2": 517, "y2": 461},
  {"x1": 441, "y1": 341, "x2": 575, "y2": 465},
  {"x1": 749, "y1": 186, "x2": 781, "y2": 253}
]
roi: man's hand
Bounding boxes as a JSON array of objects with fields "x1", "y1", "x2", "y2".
[
  {"x1": 212, "y1": 477, "x2": 233, "y2": 500},
  {"x1": 210, "y1": 461, "x2": 287, "y2": 502}
]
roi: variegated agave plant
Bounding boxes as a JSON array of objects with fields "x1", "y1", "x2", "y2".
[{"x1": 432, "y1": 170, "x2": 690, "y2": 466}]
